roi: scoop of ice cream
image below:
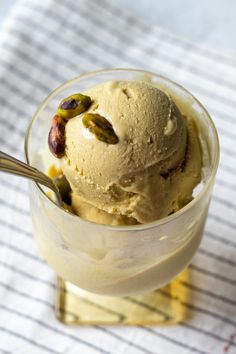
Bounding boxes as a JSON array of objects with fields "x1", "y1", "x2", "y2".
[{"x1": 60, "y1": 80, "x2": 201, "y2": 224}]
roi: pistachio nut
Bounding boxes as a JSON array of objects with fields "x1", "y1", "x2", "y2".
[
  {"x1": 57, "y1": 93, "x2": 91, "y2": 119},
  {"x1": 48, "y1": 115, "x2": 66, "y2": 158},
  {"x1": 82, "y1": 113, "x2": 119, "y2": 144},
  {"x1": 54, "y1": 174, "x2": 72, "y2": 205}
]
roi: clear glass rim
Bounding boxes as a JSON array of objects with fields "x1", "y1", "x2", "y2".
[{"x1": 24, "y1": 68, "x2": 220, "y2": 232}]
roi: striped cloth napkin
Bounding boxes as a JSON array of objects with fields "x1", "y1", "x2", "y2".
[{"x1": 0, "y1": 0, "x2": 236, "y2": 353}]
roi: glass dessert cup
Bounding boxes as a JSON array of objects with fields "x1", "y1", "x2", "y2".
[{"x1": 25, "y1": 69, "x2": 219, "y2": 325}]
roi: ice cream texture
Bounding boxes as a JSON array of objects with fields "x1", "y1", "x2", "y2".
[{"x1": 55, "y1": 80, "x2": 202, "y2": 225}]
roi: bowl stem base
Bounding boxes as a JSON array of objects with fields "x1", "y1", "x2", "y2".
[{"x1": 55, "y1": 269, "x2": 190, "y2": 325}]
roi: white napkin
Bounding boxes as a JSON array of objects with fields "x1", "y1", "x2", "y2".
[{"x1": 0, "y1": 0, "x2": 236, "y2": 353}]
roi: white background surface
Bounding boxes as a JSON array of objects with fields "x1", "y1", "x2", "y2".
[{"x1": 0, "y1": 0, "x2": 236, "y2": 55}]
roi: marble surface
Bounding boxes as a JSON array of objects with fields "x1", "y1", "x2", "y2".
[{"x1": 0, "y1": 0, "x2": 235, "y2": 55}]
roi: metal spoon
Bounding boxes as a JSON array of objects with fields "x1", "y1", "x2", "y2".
[{"x1": 0, "y1": 151, "x2": 64, "y2": 205}]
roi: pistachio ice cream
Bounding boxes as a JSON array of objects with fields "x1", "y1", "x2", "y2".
[
  {"x1": 27, "y1": 71, "x2": 219, "y2": 297},
  {"x1": 49, "y1": 80, "x2": 202, "y2": 225}
]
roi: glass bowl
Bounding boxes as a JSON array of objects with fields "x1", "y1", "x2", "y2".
[{"x1": 25, "y1": 69, "x2": 219, "y2": 299}]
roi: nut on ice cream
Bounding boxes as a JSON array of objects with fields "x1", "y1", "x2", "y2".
[{"x1": 48, "y1": 80, "x2": 202, "y2": 225}]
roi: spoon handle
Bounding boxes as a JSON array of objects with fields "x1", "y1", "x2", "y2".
[{"x1": 0, "y1": 151, "x2": 62, "y2": 204}]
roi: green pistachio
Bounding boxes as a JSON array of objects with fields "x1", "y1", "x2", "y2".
[
  {"x1": 82, "y1": 113, "x2": 119, "y2": 144},
  {"x1": 57, "y1": 93, "x2": 92, "y2": 119}
]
